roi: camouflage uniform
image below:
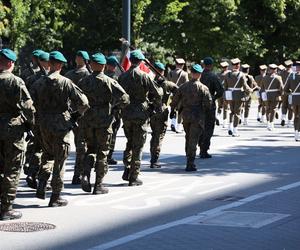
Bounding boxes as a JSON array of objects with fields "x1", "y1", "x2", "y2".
[
  {"x1": 20, "y1": 66, "x2": 40, "y2": 81},
  {"x1": 30, "y1": 71, "x2": 89, "y2": 201},
  {"x1": 217, "y1": 69, "x2": 230, "y2": 124},
  {"x1": 171, "y1": 79, "x2": 212, "y2": 169},
  {"x1": 242, "y1": 74, "x2": 257, "y2": 122},
  {"x1": 119, "y1": 65, "x2": 162, "y2": 185},
  {"x1": 255, "y1": 73, "x2": 266, "y2": 121},
  {"x1": 65, "y1": 66, "x2": 90, "y2": 182},
  {"x1": 78, "y1": 71, "x2": 129, "y2": 193},
  {"x1": 150, "y1": 77, "x2": 178, "y2": 167},
  {"x1": 0, "y1": 70, "x2": 35, "y2": 217},
  {"x1": 198, "y1": 69, "x2": 224, "y2": 156}
]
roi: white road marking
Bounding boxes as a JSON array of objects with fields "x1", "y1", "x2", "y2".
[
  {"x1": 196, "y1": 183, "x2": 238, "y2": 196},
  {"x1": 88, "y1": 180, "x2": 300, "y2": 250}
]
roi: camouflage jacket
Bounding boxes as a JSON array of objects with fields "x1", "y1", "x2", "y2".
[
  {"x1": 118, "y1": 65, "x2": 163, "y2": 121},
  {"x1": 167, "y1": 68, "x2": 189, "y2": 87},
  {"x1": 25, "y1": 69, "x2": 48, "y2": 91},
  {"x1": 105, "y1": 70, "x2": 119, "y2": 81},
  {"x1": 20, "y1": 66, "x2": 40, "y2": 81},
  {"x1": 0, "y1": 70, "x2": 35, "y2": 149},
  {"x1": 171, "y1": 79, "x2": 212, "y2": 123},
  {"x1": 78, "y1": 71, "x2": 129, "y2": 129},
  {"x1": 30, "y1": 71, "x2": 89, "y2": 133},
  {"x1": 64, "y1": 66, "x2": 90, "y2": 85}
]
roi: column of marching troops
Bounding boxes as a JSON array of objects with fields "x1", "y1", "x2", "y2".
[{"x1": 0, "y1": 47, "x2": 299, "y2": 221}]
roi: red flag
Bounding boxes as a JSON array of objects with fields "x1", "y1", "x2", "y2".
[{"x1": 121, "y1": 50, "x2": 131, "y2": 71}]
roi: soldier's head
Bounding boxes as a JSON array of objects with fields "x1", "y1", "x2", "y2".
[
  {"x1": 175, "y1": 58, "x2": 185, "y2": 69},
  {"x1": 220, "y1": 61, "x2": 229, "y2": 72},
  {"x1": 90, "y1": 53, "x2": 106, "y2": 72},
  {"x1": 76, "y1": 50, "x2": 90, "y2": 67},
  {"x1": 38, "y1": 51, "x2": 50, "y2": 71},
  {"x1": 284, "y1": 60, "x2": 293, "y2": 71},
  {"x1": 230, "y1": 58, "x2": 241, "y2": 71},
  {"x1": 49, "y1": 51, "x2": 67, "y2": 72},
  {"x1": 32, "y1": 49, "x2": 44, "y2": 66},
  {"x1": 259, "y1": 65, "x2": 267, "y2": 76},
  {"x1": 203, "y1": 57, "x2": 214, "y2": 71},
  {"x1": 130, "y1": 50, "x2": 145, "y2": 66},
  {"x1": 106, "y1": 56, "x2": 119, "y2": 72},
  {"x1": 0, "y1": 48, "x2": 17, "y2": 72},
  {"x1": 191, "y1": 64, "x2": 203, "y2": 80},
  {"x1": 268, "y1": 64, "x2": 278, "y2": 75},
  {"x1": 154, "y1": 61, "x2": 165, "y2": 75},
  {"x1": 241, "y1": 64, "x2": 250, "y2": 74}
]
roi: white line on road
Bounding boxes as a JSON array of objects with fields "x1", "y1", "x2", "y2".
[{"x1": 89, "y1": 180, "x2": 300, "y2": 250}]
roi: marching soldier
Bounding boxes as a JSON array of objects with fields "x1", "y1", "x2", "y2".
[
  {"x1": 170, "y1": 64, "x2": 212, "y2": 171},
  {"x1": 167, "y1": 58, "x2": 189, "y2": 133},
  {"x1": 280, "y1": 60, "x2": 294, "y2": 127},
  {"x1": 261, "y1": 64, "x2": 284, "y2": 131},
  {"x1": 78, "y1": 53, "x2": 129, "y2": 194},
  {"x1": 31, "y1": 51, "x2": 89, "y2": 206},
  {"x1": 198, "y1": 57, "x2": 224, "y2": 158},
  {"x1": 224, "y1": 58, "x2": 252, "y2": 136},
  {"x1": 149, "y1": 62, "x2": 178, "y2": 168},
  {"x1": 118, "y1": 50, "x2": 162, "y2": 186},
  {"x1": 255, "y1": 65, "x2": 268, "y2": 122},
  {"x1": 284, "y1": 61, "x2": 300, "y2": 141},
  {"x1": 20, "y1": 49, "x2": 43, "y2": 81},
  {"x1": 65, "y1": 50, "x2": 91, "y2": 185},
  {"x1": 0, "y1": 48, "x2": 35, "y2": 220}
]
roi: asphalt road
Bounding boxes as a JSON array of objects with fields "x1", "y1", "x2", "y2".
[{"x1": 0, "y1": 103, "x2": 299, "y2": 250}]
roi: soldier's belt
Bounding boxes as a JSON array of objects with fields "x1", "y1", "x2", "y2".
[
  {"x1": 228, "y1": 88, "x2": 242, "y2": 91},
  {"x1": 266, "y1": 89, "x2": 279, "y2": 93}
]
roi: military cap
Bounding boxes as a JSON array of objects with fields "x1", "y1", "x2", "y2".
[
  {"x1": 191, "y1": 64, "x2": 203, "y2": 73},
  {"x1": 130, "y1": 50, "x2": 145, "y2": 60},
  {"x1": 38, "y1": 51, "x2": 50, "y2": 62},
  {"x1": 106, "y1": 55, "x2": 119, "y2": 66},
  {"x1": 284, "y1": 59, "x2": 293, "y2": 67},
  {"x1": 231, "y1": 58, "x2": 241, "y2": 65},
  {"x1": 154, "y1": 61, "x2": 165, "y2": 71},
  {"x1": 259, "y1": 64, "x2": 267, "y2": 70},
  {"x1": 278, "y1": 64, "x2": 286, "y2": 71},
  {"x1": 76, "y1": 50, "x2": 90, "y2": 60},
  {"x1": 241, "y1": 64, "x2": 250, "y2": 69},
  {"x1": 49, "y1": 51, "x2": 67, "y2": 63},
  {"x1": 269, "y1": 64, "x2": 278, "y2": 69},
  {"x1": 32, "y1": 49, "x2": 44, "y2": 57},
  {"x1": 295, "y1": 61, "x2": 300, "y2": 66},
  {"x1": 220, "y1": 61, "x2": 229, "y2": 68},
  {"x1": 175, "y1": 58, "x2": 185, "y2": 64},
  {"x1": 91, "y1": 53, "x2": 106, "y2": 64},
  {"x1": 0, "y1": 48, "x2": 17, "y2": 62},
  {"x1": 203, "y1": 57, "x2": 214, "y2": 65}
]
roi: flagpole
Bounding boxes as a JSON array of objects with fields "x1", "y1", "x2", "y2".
[{"x1": 120, "y1": 0, "x2": 131, "y2": 66}]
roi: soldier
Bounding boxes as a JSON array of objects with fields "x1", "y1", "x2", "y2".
[
  {"x1": 31, "y1": 51, "x2": 89, "y2": 206},
  {"x1": 217, "y1": 61, "x2": 230, "y2": 128},
  {"x1": 167, "y1": 58, "x2": 189, "y2": 133},
  {"x1": 118, "y1": 50, "x2": 162, "y2": 186},
  {"x1": 224, "y1": 58, "x2": 252, "y2": 136},
  {"x1": 284, "y1": 61, "x2": 300, "y2": 141},
  {"x1": 280, "y1": 60, "x2": 294, "y2": 127},
  {"x1": 105, "y1": 56, "x2": 122, "y2": 165},
  {"x1": 20, "y1": 49, "x2": 43, "y2": 81},
  {"x1": 24, "y1": 51, "x2": 50, "y2": 189},
  {"x1": 170, "y1": 64, "x2": 212, "y2": 171},
  {"x1": 255, "y1": 65, "x2": 268, "y2": 123},
  {"x1": 261, "y1": 64, "x2": 284, "y2": 131},
  {"x1": 150, "y1": 62, "x2": 178, "y2": 168},
  {"x1": 198, "y1": 57, "x2": 224, "y2": 158},
  {"x1": 0, "y1": 48, "x2": 35, "y2": 220},
  {"x1": 64, "y1": 50, "x2": 91, "y2": 185},
  {"x1": 241, "y1": 64, "x2": 257, "y2": 125},
  {"x1": 79, "y1": 53, "x2": 129, "y2": 194}
]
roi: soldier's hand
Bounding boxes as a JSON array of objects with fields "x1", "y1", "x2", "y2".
[{"x1": 169, "y1": 109, "x2": 176, "y2": 119}]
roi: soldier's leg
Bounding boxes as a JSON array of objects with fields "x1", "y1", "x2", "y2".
[
  {"x1": 72, "y1": 126, "x2": 86, "y2": 184},
  {"x1": 223, "y1": 100, "x2": 228, "y2": 127},
  {"x1": 107, "y1": 117, "x2": 121, "y2": 164},
  {"x1": 287, "y1": 104, "x2": 294, "y2": 126},
  {"x1": 122, "y1": 120, "x2": 133, "y2": 182},
  {"x1": 244, "y1": 98, "x2": 251, "y2": 125},
  {"x1": 177, "y1": 113, "x2": 183, "y2": 132},
  {"x1": 233, "y1": 101, "x2": 242, "y2": 136},
  {"x1": 199, "y1": 108, "x2": 215, "y2": 157},
  {"x1": 23, "y1": 140, "x2": 34, "y2": 175},
  {"x1": 293, "y1": 105, "x2": 300, "y2": 140},
  {"x1": 228, "y1": 101, "x2": 234, "y2": 134},
  {"x1": 0, "y1": 139, "x2": 24, "y2": 220},
  {"x1": 281, "y1": 95, "x2": 288, "y2": 126}
]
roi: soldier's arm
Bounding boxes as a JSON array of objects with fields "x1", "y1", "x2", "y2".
[
  {"x1": 111, "y1": 79, "x2": 130, "y2": 109},
  {"x1": 213, "y1": 75, "x2": 224, "y2": 100},
  {"x1": 202, "y1": 86, "x2": 213, "y2": 112},
  {"x1": 278, "y1": 76, "x2": 284, "y2": 95},
  {"x1": 166, "y1": 80, "x2": 178, "y2": 95},
  {"x1": 241, "y1": 75, "x2": 252, "y2": 94},
  {"x1": 68, "y1": 79, "x2": 89, "y2": 115},
  {"x1": 146, "y1": 74, "x2": 163, "y2": 107}
]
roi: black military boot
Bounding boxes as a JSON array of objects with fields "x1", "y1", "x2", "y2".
[
  {"x1": 48, "y1": 193, "x2": 68, "y2": 207},
  {"x1": 71, "y1": 174, "x2": 81, "y2": 185},
  {"x1": 0, "y1": 209, "x2": 22, "y2": 221},
  {"x1": 36, "y1": 180, "x2": 47, "y2": 199},
  {"x1": 26, "y1": 174, "x2": 37, "y2": 189},
  {"x1": 93, "y1": 178, "x2": 109, "y2": 195},
  {"x1": 185, "y1": 159, "x2": 197, "y2": 172},
  {"x1": 81, "y1": 175, "x2": 91, "y2": 192},
  {"x1": 129, "y1": 178, "x2": 143, "y2": 186},
  {"x1": 107, "y1": 150, "x2": 118, "y2": 165},
  {"x1": 122, "y1": 167, "x2": 130, "y2": 181},
  {"x1": 200, "y1": 151, "x2": 212, "y2": 159},
  {"x1": 150, "y1": 155, "x2": 161, "y2": 169}
]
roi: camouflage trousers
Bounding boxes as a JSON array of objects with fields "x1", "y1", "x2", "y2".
[
  {"x1": 150, "y1": 109, "x2": 168, "y2": 163},
  {"x1": 229, "y1": 100, "x2": 243, "y2": 127},
  {"x1": 198, "y1": 107, "x2": 215, "y2": 153},
  {"x1": 265, "y1": 100, "x2": 279, "y2": 122},
  {"x1": 82, "y1": 127, "x2": 111, "y2": 181},
  {"x1": 73, "y1": 126, "x2": 86, "y2": 177},
  {"x1": 123, "y1": 119, "x2": 148, "y2": 181},
  {"x1": 293, "y1": 105, "x2": 300, "y2": 131},
  {"x1": 0, "y1": 136, "x2": 25, "y2": 211},
  {"x1": 183, "y1": 120, "x2": 204, "y2": 162},
  {"x1": 108, "y1": 117, "x2": 121, "y2": 159},
  {"x1": 281, "y1": 95, "x2": 293, "y2": 120},
  {"x1": 38, "y1": 129, "x2": 71, "y2": 194}
]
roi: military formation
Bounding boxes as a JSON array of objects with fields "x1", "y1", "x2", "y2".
[{"x1": 1, "y1": 46, "x2": 299, "y2": 221}]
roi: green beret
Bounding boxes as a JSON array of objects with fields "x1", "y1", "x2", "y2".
[
  {"x1": 130, "y1": 49, "x2": 145, "y2": 60},
  {"x1": 154, "y1": 61, "x2": 165, "y2": 71},
  {"x1": 32, "y1": 49, "x2": 44, "y2": 58},
  {"x1": 106, "y1": 56, "x2": 119, "y2": 66},
  {"x1": 38, "y1": 51, "x2": 50, "y2": 62},
  {"x1": 49, "y1": 51, "x2": 67, "y2": 63},
  {"x1": 76, "y1": 50, "x2": 90, "y2": 60},
  {"x1": 203, "y1": 57, "x2": 214, "y2": 65},
  {"x1": 191, "y1": 64, "x2": 203, "y2": 73},
  {"x1": 0, "y1": 48, "x2": 17, "y2": 62},
  {"x1": 91, "y1": 53, "x2": 106, "y2": 64}
]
